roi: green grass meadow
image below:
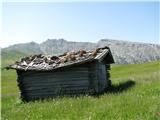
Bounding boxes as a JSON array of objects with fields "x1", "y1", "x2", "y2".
[{"x1": 1, "y1": 61, "x2": 160, "y2": 120}]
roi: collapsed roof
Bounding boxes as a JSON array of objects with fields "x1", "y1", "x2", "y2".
[{"x1": 6, "y1": 46, "x2": 114, "y2": 71}]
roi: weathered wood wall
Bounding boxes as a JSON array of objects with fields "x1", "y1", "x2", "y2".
[
  {"x1": 88, "y1": 63, "x2": 110, "y2": 93},
  {"x1": 17, "y1": 62, "x2": 110, "y2": 101},
  {"x1": 17, "y1": 64, "x2": 93, "y2": 101}
]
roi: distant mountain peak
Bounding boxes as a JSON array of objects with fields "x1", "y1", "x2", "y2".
[
  {"x1": 45, "y1": 38, "x2": 66, "y2": 42},
  {"x1": 2, "y1": 38, "x2": 160, "y2": 64},
  {"x1": 29, "y1": 41, "x2": 38, "y2": 45}
]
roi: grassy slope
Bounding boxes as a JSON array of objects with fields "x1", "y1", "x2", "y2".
[
  {"x1": 1, "y1": 61, "x2": 160, "y2": 120},
  {"x1": 1, "y1": 48, "x2": 42, "y2": 68},
  {"x1": 1, "y1": 50, "x2": 28, "y2": 68}
]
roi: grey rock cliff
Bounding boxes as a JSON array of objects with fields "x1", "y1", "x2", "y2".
[{"x1": 2, "y1": 39, "x2": 160, "y2": 64}]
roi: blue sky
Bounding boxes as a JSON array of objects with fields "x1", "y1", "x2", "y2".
[{"x1": 1, "y1": 1, "x2": 159, "y2": 47}]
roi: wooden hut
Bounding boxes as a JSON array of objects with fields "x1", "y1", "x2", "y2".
[{"x1": 7, "y1": 46, "x2": 114, "y2": 101}]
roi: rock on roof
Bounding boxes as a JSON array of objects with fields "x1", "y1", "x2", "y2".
[{"x1": 7, "y1": 46, "x2": 114, "y2": 71}]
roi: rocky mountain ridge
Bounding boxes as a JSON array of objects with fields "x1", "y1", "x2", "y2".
[{"x1": 2, "y1": 39, "x2": 160, "y2": 64}]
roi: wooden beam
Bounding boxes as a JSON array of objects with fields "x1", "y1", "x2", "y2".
[{"x1": 94, "y1": 49, "x2": 109, "y2": 62}]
